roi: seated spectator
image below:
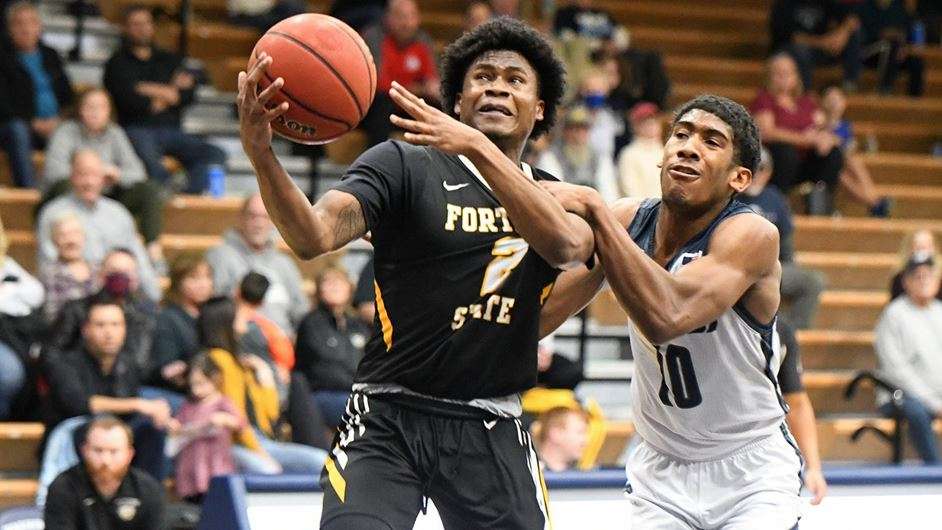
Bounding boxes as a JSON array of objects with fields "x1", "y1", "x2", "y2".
[
  {"x1": 874, "y1": 253, "x2": 942, "y2": 464},
  {"x1": 464, "y1": 0, "x2": 493, "y2": 32},
  {"x1": 206, "y1": 193, "x2": 310, "y2": 334},
  {"x1": 39, "y1": 213, "x2": 97, "y2": 323},
  {"x1": 534, "y1": 406, "x2": 589, "y2": 472},
  {"x1": 38, "y1": 295, "x2": 171, "y2": 504},
  {"x1": 361, "y1": 0, "x2": 440, "y2": 146},
  {"x1": 103, "y1": 5, "x2": 226, "y2": 194},
  {"x1": 554, "y1": 0, "x2": 618, "y2": 42},
  {"x1": 739, "y1": 147, "x2": 825, "y2": 329},
  {"x1": 820, "y1": 86, "x2": 890, "y2": 217},
  {"x1": 751, "y1": 53, "x2": 844, "y2": 214},
  {"x1": 580, "y1": 69, "x2": 623, "y2": 162},
  {"x1": 610, "y1": 47, "x2": 671, "y2": 114},
  {"x1": 0, "y1": 215, "x2": 42, "y2": 419},
  {"x1": 44, "y1": 415, "x2": 166, "y2": 529},
  {"x1": 236, "y1": 272, "x2": 330, "y2": 450},
  {"x1": 42, "y1": 87, "x2": 165, "y2": 260},
  {"x1": 890, "y1": 229, "x2": 941, "y2": 300},
  {"x1": 770, "y1": 0, "x2": 862, "y2": 91},
  {"x1": 536, "y1": 106, "x2": 618, "y2": 203},
  {"x1": 228, "y1": 0, "x2": 307, "y2": 31},
  {"x1": 0, "y1": 1, "x2": 74, "y2": 188},
  {"x1": 199, "y1": 296, "x2": 327, "y2": 474},
  {"x1": 776, "y1": 321, "x2": 828, "y2": 505},
  {"x1": 295, "y1": 267, "x2": 370, "y2": 427},
  {"x1": 616, "y1": 102, "x2": 664, "y2": 199},
  {"x1": 857, "y1": 0, "x2": 925, "y2": 96},
  {"x1": 147, "y1": 252, "x2": 213, "y2": 409},
  {"x1": 168, "y1": 353, "x2": 245, "y2": 504},
  {"x1": 536, "y1": 335, "x2": 584, "y2": 390},
  {"x1": 46, "y1": 248, "x2": 159, "y2": 380},
  {"x1": 36, "y1": 149, "x2": 161, "y2": 301}
]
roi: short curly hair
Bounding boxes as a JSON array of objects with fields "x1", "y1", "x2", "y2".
[
  {"x1": 439, "y1": 17, "x2": 566, "y2": 138},
  {"x1": 671, "y1": 95, "x2": 761, "y2": 174}
]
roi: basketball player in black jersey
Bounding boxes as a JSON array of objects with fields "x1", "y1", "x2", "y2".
[{"x1": 237, "y1": 18, "x2": 594, "y2": 530}]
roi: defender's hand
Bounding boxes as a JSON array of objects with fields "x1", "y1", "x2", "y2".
[
  {"x1": 237, "y1": 52, "x2": 289, "y2": 156},
  {"x1": 388, "y1": 81, "x2": 484, "y2": 155},
  {"x1": 804, "y1": 468, "x2": 828, "y2": 505},
  {"x1": 539, "y1": 180, "x2": 603, "y2": 220}
]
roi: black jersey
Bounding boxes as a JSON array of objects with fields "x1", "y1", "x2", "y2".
[{"x1": 333, "y1": 140, "x2": 561, "y2": 400}]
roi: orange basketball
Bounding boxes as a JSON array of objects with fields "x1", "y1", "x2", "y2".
[{"x1": 248, "y1": 14, "x2": 376, "y2": 144}]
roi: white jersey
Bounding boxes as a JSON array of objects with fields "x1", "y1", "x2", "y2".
[{"x1": 626, "y1": 199, "x2": 790, "y2": 461}]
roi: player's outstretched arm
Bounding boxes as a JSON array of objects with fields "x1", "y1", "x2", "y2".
[
  {"x1": 538, "y1": 199, "x2": 642, "y2": 337},
  {"x1": 785, "y1": 391, "x2": 828, "y2": 505},
  {"x1": 543, "y1": 181, "x2": 779, "y2": 344},
  {"x1": 237, "y1": 54, "x2": 367, "y2": 259},
  {"x1": 388, "y1": 82, "x2": 594, "y2": 269}
]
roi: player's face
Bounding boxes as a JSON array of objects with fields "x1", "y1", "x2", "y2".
[
  {"x1": 660, "y1": 109, "x2": 751, "y2": 213},
  {"x1": 82, "y1": 427, "x2": 133, "y2": 484},
  {"x1": 455, "y1": 50, "x2": 545, "y2": 144}
]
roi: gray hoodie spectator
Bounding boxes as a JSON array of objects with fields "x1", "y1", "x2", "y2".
[{"x1": 206, "y1": 194, "x2": 310, "y2": 333}]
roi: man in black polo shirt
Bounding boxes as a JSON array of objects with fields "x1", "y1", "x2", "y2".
[
  {"x1": 44, "y1": 415, "x2": 166, "y2": 530},
  {"x1": 38, "y1": 294, "x2": 171, "y2": 504}
]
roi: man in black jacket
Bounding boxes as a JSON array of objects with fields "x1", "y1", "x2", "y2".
[
  {"x1": 103, "y1": 5, "x2": 225, "y2": 193},
  {"x1": 0, "y1": 1, "x2": 73, "y2": 187}
]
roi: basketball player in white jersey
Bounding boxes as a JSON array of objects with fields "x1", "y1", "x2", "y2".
[{"x1": 540, "y1": 94, "x2": 802, "y2": 529}]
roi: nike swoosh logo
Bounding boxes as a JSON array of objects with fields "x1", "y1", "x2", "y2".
[
  {"x1": 484, "y1": 419, "x2": 498, "y2": 430},
  {"x1": 443, "y1": 182, "x2": 470, "y2": 191}
]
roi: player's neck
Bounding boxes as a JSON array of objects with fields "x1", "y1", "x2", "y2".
[
  {"x1": 487, "y1": 135, "x2": 524, "y2": 165},
  {"x1": 655, "y1": 199, "x2": 731, "y2": 257}
]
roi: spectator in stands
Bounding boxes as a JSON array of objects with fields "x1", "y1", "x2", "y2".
[
  {"x1": 0, "y1": 1, "x2": 74, "y2": 188},
  {"x1": 104, "y1": 5, "x2": 227, "y2": 194},
  {"x1": 44, "y1": 415, "x2": 166, "y2": 529},
  {"x1": 857, "y1": 0, "x2": 925, "y2": 96},
  {"x1": 890, "y1": 229, "x2": 941, "y2": 300},
  {"x1": 580, "y1": 69, "x2": 623, "y2": 162},
  {"x1": 536, "y1": 335, "x2": 584, "y2": 390},
  {"x1": 751, "y1": 53, "x2": 844, "y2": 215},
  {"x1": 534, "y1": 406, "x2": 589, "y2": 472},
  {"x1": 739, "y1": 147, "x2": 825, "y2": 329},
  {"x1": 820, "y1": 86, "x2": 891, "y2": 217},
  {"x1": 776, "y1": 321, "x2": 828, "y2": 505},
  {"x1": 329, "y1": 0, "x2": 386, "y2": 32},
  {"x1": 40, "y1": 213, "x2": 97, "y2": 323},
  {"x1": 464, "y1": 0, "x2": 493, "y2": 32},
  {"x1": 490, "y1": 0, "x2": 521, "y2": 19},
  {"x1": 36, "y1": 149, "x2": 161, "y2": 302},
  {"x1": 228, "y1": 0, "x2": 307, "y2": 31},
  {"x1": 236, "y1": 272, "x2": 329, "y2": 449},
  {"x1": 198, "y1": 296, "x2": 327, "y2": 474},
  {"x1": 39, "y1": 295, "x2": 171, "y2": 504},
  {"x1": 616, "y1": 102, "x2": 663, "y2": 199},
  {"x1": 917, "y1": 0, "x2": 941, "y2": 44},
  {"x1": 874, "y1": 252, "x2": 942, "y2": 464},
  {"x1": 536, "y1": 106, "x2": 619, "y2": 204},
  {"x1": 361, "y1": 0, "x2": 440, "y2": 146},
  {"x1": 46, "y1": 248, "x2": 159, "y2": 383},
  {"x1": 553, "y1": 0, "x2": 628, "y2": 54},
  {"x1": 42, "y1": 87, "x2": 165, "y2": 262},
  {"x1": 770, "y1": 0, "x2": 863, "y2": 91},
  {"x1": 168, "y1": 353, "x2": 245, "y2": 504},
  {"x1": 295, "y1": 267, "x2": 370, "y2": 427},
  {"x1": 206, "y1": 193, "x2": 310, "y2": 334},
  {"x1": 0, "y1": 215, "x2": 41, "y2": 420},
  {"x1": 147, "y1": 253, "x2": 213, "y2": 409},
  {"x1": 610, "y1": 47, "x2": 671, "y2": 113}
]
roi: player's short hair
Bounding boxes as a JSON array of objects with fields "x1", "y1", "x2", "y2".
[
  {"x1": 439, "y1": 17, "x2": 566, "y2": 138},
  {"x1": 85, "y1": 415, "x2": 134, "y2": 446},
  {"x1": 671, "y1": 95, "x2": 761, "y2": 174},
  {"x1": 239, "y1": 271, "x2": 270, "y2": 306}
]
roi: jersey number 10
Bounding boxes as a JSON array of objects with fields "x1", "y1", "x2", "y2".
[{"x1": 655, "y1": 344, "x2": 703, "y2": 409}]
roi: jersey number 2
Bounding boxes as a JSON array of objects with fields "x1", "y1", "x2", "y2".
[
  {"x1": 480, "y1": 237, "x2": 528, "y2": 296},
  {"x1": 655, "y1": 344, "x2": 702, "y2": 409}
]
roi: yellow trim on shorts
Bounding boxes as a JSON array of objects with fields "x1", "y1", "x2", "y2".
[
  {"x1": 374, "y1": 281, "x2": 393, "y2": 350},
  {"x1": 538, "y1": 464, "x2": 553, "y2": 530},
  {"x1": 325, "y1": 456, "x2": 346, "y2": 503}
]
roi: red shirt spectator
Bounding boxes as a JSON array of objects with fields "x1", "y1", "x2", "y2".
[
  {"x1": 750, "y1": 88, "x2": 817, "y2": 135},
  {"x1": 377, "y1": 35, "x2": 437, "y2": 93}
]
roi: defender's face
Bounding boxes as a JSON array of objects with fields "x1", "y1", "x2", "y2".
[
  {"x1": 660, "y1": 109, "x2": 750, "y2": 212},
  {"x1": 455, "y1": 50, "x2": 545, "y2": 144}
]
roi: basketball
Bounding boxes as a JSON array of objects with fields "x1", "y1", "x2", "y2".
[{"x1": 248, "y1": 14, "x2": 376, "y2": 144}]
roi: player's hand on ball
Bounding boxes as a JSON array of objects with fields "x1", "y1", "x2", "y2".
[
  {"x1": 388, "y1": 81, "x2": 484, "y2": 155},
  {"x1": 237, "y1": 52, "x2": 290, "y2": 155},
  {"x1": 539, "y1": 180, "x2": 602, "y2": 219},
  {"x1": 804, "y1": 467, "x2": 828, "y2": 505}
]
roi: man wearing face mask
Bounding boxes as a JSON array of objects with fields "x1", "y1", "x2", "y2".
[{"x1": 44, "y1": 248, "x2": 159, "y2": 381}]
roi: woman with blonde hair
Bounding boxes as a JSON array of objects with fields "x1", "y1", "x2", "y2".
[{"x1": 890, "y1": 229, "x2": 942, "y2": 301}]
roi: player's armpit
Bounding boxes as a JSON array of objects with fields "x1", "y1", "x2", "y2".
[{"x1": 539, "y1": 263, "x2": 605, "y2": 338}]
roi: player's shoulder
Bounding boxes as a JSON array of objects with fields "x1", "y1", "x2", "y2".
[
  {"x1": 611, "y1": 197, "x2": 648, "y2": 228},
  {"x1": 711, "y1": 205, "x2": 779, "y2": 254}
]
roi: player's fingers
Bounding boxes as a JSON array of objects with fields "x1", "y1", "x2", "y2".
[
  {"x1": 389, "y1": 114, "x2": 433, "y2": 134},
  {"x1": 402, "y1": 131, "x2": 436, "y2": 146},
  {"x1": 263, "y1": 101, "x2": 290, "y2": 121},
  {"x1": 256, "y1": 77, "x2": 284, "y2": 106},
  {"x1": 246, "y1": 53, "x2": 272, "y2": 87},
  {"x1": 237, "y1": 71, "x2": 246, "y2": 96},
  {"x1": 389, "y1": 84, "x2": 427, "y2": 120}
]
